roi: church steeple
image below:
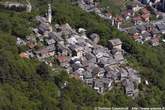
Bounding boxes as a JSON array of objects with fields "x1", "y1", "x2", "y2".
[
  {"x1": 48, "y1": 3, "x2": 52, "y2": 24},
  {"x1": 26, "y1": 0, "x2": 32, "y2": 12}
]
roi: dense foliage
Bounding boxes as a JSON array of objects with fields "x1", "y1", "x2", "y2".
[{"x1": 0, "y1": 0, "x2": 165, "y2": 109}]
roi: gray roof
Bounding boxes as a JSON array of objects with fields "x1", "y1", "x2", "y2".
[
  {"x1": 3, "y1": 2, "x2": 26, "y2": 8},
  {"x1": 94, "y1": 78, "x2": 112, "y2": 88},
  {"x1": 81, "y1": 58, "x2": 89, "y2": 67},
  {"x1": 156, "y1": 23, "x2": 165, "y2": 31},
  {"x1": 93, "y1": 79, "x2": 104, "y2": 88},
  {"x1": 68, "y1": 44, "x2": 77, "y2": 51},
  {"x1": 145, "y1": 24, "x2": 154, "y2": 29},
  {"x1": 86, "y1": 63, "x2": 98, "y2": 73},
  {"x1": 111, "y1": 48, "x2": 123, "y2": 55},
  {"x1": 89, "y1": 33, "x2": 100, "y2": 43},
  {"x1": 151, "y1": 28, "x2": 160, "y2": 34},
  {"x1": 26, "y1": 50, "x2": 35, "y2": 58},
  {"x1": 84, "y1": 52, "x2": 95, "y2": 60},
  {"x1": 122, "y1": 79, "x2": 135, "y2": 96},
  {"x1": 141, "y1": 32, "x2": 152, "y2": 39},
  {"x1": 45, "y1": 38, "x2": 56, "y2": 45},
  {"x1": 105, "y1": 72, "x2": 112, "y2": 78},
  {"x1": 105, "y1": 67, "x2": 120, "y2": 79},
  {"x1": 136, "y1": 25, "x2": 146, "y2": 32},
  {"x1": 91, "y1": 67, "x2": 100, "y2": 76},
  {"x1": 72, "y1": 63, "x2": 83, "y2": 71},
  {"x1": 83, "y1": 46, "x2": 92, "y2": 53},
  {"x1": 126, "y1": 67, "x2": 138, "y2": 75},
  {"x1": 89, "y1": 33, "x2": 99, "y2": 39},
  {"x1": 127, "y1": 28, "x2": 139, "y2": 34},
  {"x1": 48, "y1": 32, "x2": 63, "y2": 41},
  {"x1": 70, "y1": 57, "x2": 81, "y2": 64},
  {"x1": 59, "y1": 23, "x2": 76, "y2": 35},
  {"x1": 84, "y1": 78, "x2": 93, "y2": 85},
  {"x1": 114, "y1": 55, "x2": 124, "y2": 63},
  {"x1": 36, "y1": 16, "x2": 47, "y2": 23},
  {"x1": 98, "y1": 68, "x2": 106, "y2": 74},
  {"x1": 93, "y1": 45, "x2": 107, "y2": 52},
  {"x1": 84, "y1": 72, "x2": 93, "y2": 79},
  {"x1": 38, "y1": 23, "x2": 50, "y2": 34},
  {"x1": 101, "y1": 78, "x2": 113, "y2": 85},
  {"x1": 73, "y1": 69, "x2": 85, "y2": 77},
  {"x1": 77, "y1": 41, "x2": 86, "y2": 47},
  {"x1": 98, "y1": 57, "x2": 117, "y2": 67},
  {"x1": 46, "y1": 44, "x2": 55, "y2": 52},
  {"x1": 57, "y1": 43, "x2": 71, "y2": 54},
  {"x1": 109, "y1": 38, "x2": 122, "y2": 46},
  {"x1": 126, "y1": 67, "x2": 140, "y2": 82},
  {"x1": 35, "y1": 48, "x2": 49, "y2": 55},
  {"x1": 98, "y1": 57, "x2": 111, "y2": 66},
  {"x1": 120, "y1": 68, "x2": 128, "y2": 78}
]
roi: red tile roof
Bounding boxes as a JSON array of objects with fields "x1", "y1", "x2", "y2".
[
  {"x1": 19, "y1": 52, "x2": 29, "y2": 59},
  {"x1": 133, "y1": 16, "x2": 142, "y2": 21},
  {"x1": 141, "y1": 14, "x2": 150, "y2": 21},
  {"x1": 57, "y1": 56, "x2": 67, "y2": 63},
  {"x1": 115, "y1": 16, "x2": 124, "y2": 22},
  {"x1": 141, "y1": 8, "x2": 150, "y2": 15}
]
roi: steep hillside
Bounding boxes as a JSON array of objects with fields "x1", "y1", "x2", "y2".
[{"x1": 0, "y1": 0, "x2": 165, "y2": 109}]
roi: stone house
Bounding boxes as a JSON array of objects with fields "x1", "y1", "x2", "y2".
[{"x1": 108, "y1": 38, "x2": 122, "y2": 50}]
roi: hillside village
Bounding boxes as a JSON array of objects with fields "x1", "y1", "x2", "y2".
[
  {"x1": 78, "y1": 0, "x2": 165, "y2": 46},
  {"x1": 2, "y1": 0, "x2": 165, "y2": 109},
  {"x1": 16, "y1": 4, "x2": 141, "y2": 97}
]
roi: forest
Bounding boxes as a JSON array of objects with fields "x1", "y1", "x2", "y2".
[{"x1": 0, "y1": 0, "x2": 165, "y2": 109}]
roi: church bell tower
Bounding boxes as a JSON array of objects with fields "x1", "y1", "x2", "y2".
[{"x1": 48, "y1": 3, "x2": 52, "y2": 24}]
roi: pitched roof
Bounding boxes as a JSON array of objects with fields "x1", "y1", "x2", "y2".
[
  {"x1": 109, "y1": 38, "x2": 122, "y2": 46},
  {"x1": 38, "y1": 23, "x2": 51, "y2": 33},
  {"x1": 133, "y1": 16, "x2": 142, "y2": 21},
  {"x1": 89, "y1": 33, "x2": 100, "y2": 42},
  {"x1": 136, "y1": 25, "x2": 146, "y2": 32},
  {"x1": 46, "y1": 44, "x2": 55, "y2": 52},
  {"x1": 141, "y1": 8, "x2": 150, "y2": 14},
  {"x1": 156, "y1": 23, "x2": 165, "y2": 31},
  {"x1": 19, "y1": 52, "x2": 29, "y2": 59},
  {"x1": 57, "y1": 56, "x2": 67, "y2": 63},
  {"x1": 127, "y1": 28, "x2": 139, "y2": 35},
  {"x1": 46, "y1": 39, "x2": 55, "y2": 45},
  {"x1": 35, "y1": 48, "x2": 49, "y2": 55}
]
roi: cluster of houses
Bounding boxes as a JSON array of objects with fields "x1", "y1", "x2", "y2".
[
  {"x1": 77, "y1": 0, "x2": 164, "y2": 46},
  {"x1": 16, "y1": 4, "x2": 141, "y2": 97},
  {"x1": 127, "y1": 22, "x2": 165, "y2": 46},
  {"x1": 139, "y1": 0, "x2": 165, "y2": 12},
  {"x1": 0, "y1": 1, "x2": 32, "y2": 12},
  {"x1": 78, "y1": 0, "x2": 161, "y2": 27}
]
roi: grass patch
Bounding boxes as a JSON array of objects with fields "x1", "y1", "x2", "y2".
[{"x1": 100, "y1": 0, "x2": 128, "y2": 15}]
